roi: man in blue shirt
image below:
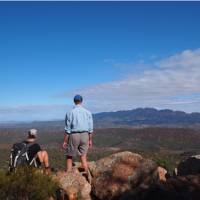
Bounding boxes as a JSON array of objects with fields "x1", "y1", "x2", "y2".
[{"x1": 63, "y1": 95, "x2": 93, "y2": 177}]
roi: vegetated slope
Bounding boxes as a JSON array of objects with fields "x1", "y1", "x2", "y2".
[
  {"x1": 0, "y1": 126, "x2": 200, "y2": 151},
  {"x1": 94, "y1": 127, "x2": 200, "y2": 151},
  {"x1": 0, "y1": 126, "x2": 200, "y2": 170}
]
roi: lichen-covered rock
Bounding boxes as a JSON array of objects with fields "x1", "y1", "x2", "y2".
[
  {"x1": 56, "y1": 169, "x2": 91, "y2": 200},
  {"x1": 91, "y1": 151, "x2": 158, "y2": 200},
  {"x1": 74, "y1": 161, "x2": 96, "y2": 173}
]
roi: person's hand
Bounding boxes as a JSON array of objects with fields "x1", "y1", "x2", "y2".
[
  {"x1": 62, "y1": 141, "x2": 68, "y2": 149},
  {"x1": 89, "y1": 139, "x2": 93, "y2": 148}
]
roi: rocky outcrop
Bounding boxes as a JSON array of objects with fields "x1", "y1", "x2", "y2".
[
  {"x1": 54, "y1": 151, "x2": 169, "y2": 200},
  {"x1": 55, "y1": 169, "x2": 91, "y2": 200},
  {"x1": 90, "y1": 151, "x2": 159, "y2": 200},
  {"x1": 177, "y1": 155, "x2": 200, "y2": 176},
  {"x1": 74, "y1": 161, "x2": 96, "y2": 173}
]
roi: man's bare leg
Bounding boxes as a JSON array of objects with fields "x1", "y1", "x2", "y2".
[
  {"x1": 37, "y1": 150, "x2": 49, "y2": 168},
  {"x1": 66, "y1": 156, "x2": 73, "y2": 171},
  {"x1": 80, "y1": 154, "x2": 88, "y2": 171},
  {"x1": 80, "y1": 154, "x2": 92, "y2": 184}
]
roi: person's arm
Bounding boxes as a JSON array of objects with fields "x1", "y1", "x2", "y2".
[
  {"x1": 63, "y1": 113, "x2": 71, "y2": 149},
  {"x1": 64, "y1": 112, "x2": 72, "y2": 134},
  {"x1": 88, "y1": 112, "x2": 93, "y2": 148},
  {"x1": 88, "y1": 112, "x2": 93, "y2": 134},
  {"x1": 63, "y1": 133, "x2": 69, "y2": 149},
  {"x1": 88, "y1": 132, "x2": 93, "y2": 148}
]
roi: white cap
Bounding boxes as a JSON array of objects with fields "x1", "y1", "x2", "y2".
[{"x1": 28, "y1": 129, "x2": 38, "y2": 137}]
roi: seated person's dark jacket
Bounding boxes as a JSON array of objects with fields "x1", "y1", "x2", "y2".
[{"x1": 24, "y1": 141, "x2": 41, "y2": 165}]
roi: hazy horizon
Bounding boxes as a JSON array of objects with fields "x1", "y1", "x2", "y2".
[{"x1": 0, "y1": 107, "x2": 200, "y2": 123}]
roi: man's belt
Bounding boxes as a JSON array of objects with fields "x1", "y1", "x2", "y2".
[{"x1": 71, "y1": 131, "x2": 88, "y2": 134}]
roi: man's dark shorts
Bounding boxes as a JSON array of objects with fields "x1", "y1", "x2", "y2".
[{"x1": 66, "y1": 132, "x2": 89, "y2": 157}]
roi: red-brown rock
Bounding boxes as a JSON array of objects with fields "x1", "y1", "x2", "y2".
[{"x1": 90, "y1": 151, "x2": 158, "y2": 200}]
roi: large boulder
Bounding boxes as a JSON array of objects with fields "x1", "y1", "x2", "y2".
[
  {"x1": 74, "y1": 161, "x2": 96, "y2": 173},
  {"x1": 90, "y1": 151, "x2": 159, "y2": 200},
  {"x1": 141, "y1": 175, "x2": 200, "y2": 200},
  {"x1": 55, "y1": 169, "x2": 91, "y2": 200},
  {"x1": 177, "y1": 155, "x2": 200, "y2": 176}
]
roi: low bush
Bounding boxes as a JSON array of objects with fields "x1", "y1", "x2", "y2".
[{"x1": 0, "y1": 167, "x2": 59, "y2": 200}]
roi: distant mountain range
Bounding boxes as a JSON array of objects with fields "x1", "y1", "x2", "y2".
[
  {"x1": 1, "y1": 108, "x2": 200, "y2": 128},
  {"x1": 93, "y1": 108, "x2": 200, "y2": 128}
]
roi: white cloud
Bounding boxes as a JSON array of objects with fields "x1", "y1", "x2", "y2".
[
  {"x1": 63, "y1": 48, "x2": 200, "y2": 113},
  {"x1": 158, "y1": 49, "x2": 200, "y2": 69}
]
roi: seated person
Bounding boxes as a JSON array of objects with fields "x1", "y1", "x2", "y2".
[
  {"x1": 26, "y1": 129, "x2": 50, "y2": 172},
  {"x1": 10, "y1": 129, "x2": 50, "y2": 174}
]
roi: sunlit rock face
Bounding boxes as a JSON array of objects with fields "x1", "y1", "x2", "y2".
[
  {"x1": 90, "y1": 151, "x2": 159, "y2": 200},
  {"x1": 55, "y1": 169, "x2": 91, "y2": 200}
]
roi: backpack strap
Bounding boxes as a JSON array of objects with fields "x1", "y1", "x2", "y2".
[
  {"x1": 29, "y1": 156, "x2": 38, "y2": 167},
  {"x1": 23, "y1": 142, "x2": 36, "y2": 161}
]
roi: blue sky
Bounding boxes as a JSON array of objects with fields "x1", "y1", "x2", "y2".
[{"x1": 1, "y1": 2, "x2": 200, "y2": 121}]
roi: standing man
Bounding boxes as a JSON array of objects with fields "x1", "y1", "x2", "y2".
[{"x1": 63, "y1": 95, "x2": 93, "y2": 176}]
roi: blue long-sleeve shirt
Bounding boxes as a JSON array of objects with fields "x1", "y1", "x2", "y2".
[{"x1": 65, "y1": 105, "x2": 93, "y2": 134}]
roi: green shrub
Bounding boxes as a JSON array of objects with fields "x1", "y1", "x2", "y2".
[
  {"x1": 0, "y1": 170, "x2": 10, "y2": 199},
  {"x1": 153, "y1": 157, "x2": 170, "y2": 170},
  {"x1": 0, "y1": 167, "x2": 59, "y2": 200}
]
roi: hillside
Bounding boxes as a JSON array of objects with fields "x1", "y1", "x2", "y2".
[
  {"x1": 93, "y1": 108, "x2": 200, "y2": 128},
  {"x1": 1, "y1": 126, "x2": 200, "y2": 171}
]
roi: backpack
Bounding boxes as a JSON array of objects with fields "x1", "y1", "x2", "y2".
[{"x1": 9, "y1": 142, "x2": 32, "y2": 171}]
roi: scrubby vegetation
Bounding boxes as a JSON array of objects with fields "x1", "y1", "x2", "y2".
[
  {"x1": 0, "y1": 126, "x2": 200, "y2": 172},
  {"x1": 0, "y1": 167, "x2": 59, "y2": 200}
]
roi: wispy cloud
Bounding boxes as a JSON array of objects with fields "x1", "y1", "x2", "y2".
[
  {"x1": 166, "y1": 100, "x2": 200, "y2": 105},
  {"x1": 104, "y1": 56, "x2": 156, "y2": 75},
  {"x1": 62, "y1": 48, "x2": 200, "y2": 113}
]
